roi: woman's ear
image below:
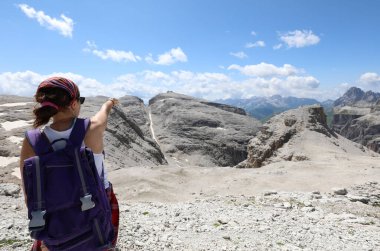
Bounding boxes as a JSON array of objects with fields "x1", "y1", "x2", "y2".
[{"x1": 70, "y1": 99, "x2": 78, "y2": 110}]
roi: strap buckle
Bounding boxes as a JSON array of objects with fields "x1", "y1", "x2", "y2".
[
  {"x1": 29, "y1": 210, "x2": 46, "y2": 231},
  {"x1": 80, "y1": 194, "x2": 95, "y2": 211}
]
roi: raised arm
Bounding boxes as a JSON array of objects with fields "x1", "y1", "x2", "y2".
[{"x1": 84, "y1": 98, "x2": 119, "y2": 153}]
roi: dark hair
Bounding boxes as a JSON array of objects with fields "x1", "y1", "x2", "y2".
[{"x1": 33, "y1": 88, "x2": 73, "y2": 128}]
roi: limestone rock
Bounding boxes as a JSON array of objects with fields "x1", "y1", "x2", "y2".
[
  {"x1": 237, "y1": 105, "x2": 337, "y2": 168},
  {"x1": 148, "y1": 92, "x2": 261, "y2": 166},
  {"x1": 333, "y1": 188, "x2": 348, "y2": 195},
  {"x1": 332, "y1": 87, "x2": 380, "y2": 153},
  {"x1": 0, "y1": 183, "x2": 20, "y2": 197}
]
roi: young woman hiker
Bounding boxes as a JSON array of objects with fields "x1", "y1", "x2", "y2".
[{"x1": 19, "y1": 77, "x2": 120, "y2": 251}]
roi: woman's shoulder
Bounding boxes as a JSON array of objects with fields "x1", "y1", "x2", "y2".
[{"x1": 88, "y1": 116, "x2": 107, "y2": 132}]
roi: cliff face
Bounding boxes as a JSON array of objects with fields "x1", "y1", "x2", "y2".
[
  {"x1": 237, "y1": 105, "x2": 336, "y2": 168},
  {"x1": 235, "y1": 105, "x2": 376, "y2": 168},
  {"x1": 331, "y1": 87, "x2": 380, "y2": 153},
  {"x1": 148, "y1": 92, "x2": 262, "y2": 167}
]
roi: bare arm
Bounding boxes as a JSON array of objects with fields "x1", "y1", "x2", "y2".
[{"x1": 84, "y1": 98, "x2": 118, "y2": 153}]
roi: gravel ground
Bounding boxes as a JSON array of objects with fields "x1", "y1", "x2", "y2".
[{"x1": 0, "y1": 182, "x2": 379, "y2": 251}]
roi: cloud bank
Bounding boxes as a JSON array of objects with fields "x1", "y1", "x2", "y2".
[
  {"x1": 0, "y1": 65, "x2": 329, "y2": 102},
  {"x1": 228, "y1": 63, "x2": 300, "y2": 77},
  {"x1": 359, "y1": 72, "x2": 380, "y2": 89}
]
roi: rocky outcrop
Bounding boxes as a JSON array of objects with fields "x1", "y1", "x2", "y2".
[
  {"x1": 332, "y1": 87, "x2": 380, "y2": 153},
  {"x1": 336, "y1": 113, "x2": 380, "y2": 153},
  {"x1": 118, "y1": 95, "x2": 152, "y2": 137},
  {"x1": 148, "y1": 92, "x2": 262, "y2": 166},
  {"x1": 79, "y1": 97, "x2": 168, "y2": 169},
  {"x1": 0, "y1": 96, "x2": 167, "y2": 183},
  {"x1": 236, "y1": 105, "x2": 341, "y2": 168},
  {"x1": 200, "y1": 102, "x2": 246, "y2": 115}
]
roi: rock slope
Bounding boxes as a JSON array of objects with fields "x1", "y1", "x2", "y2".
[
  {"x1": 332, "y1": 87, "x2": 380, "y2": 153},
  {"x1": 237, "y1": 105, "x2": 376, "y2": 168},
  {"x1": 149, "y1": 92, "x2": 262, "y2": 167},
  {"x1": 0, "y1": 96, "x2": 167, "y2": 185}
]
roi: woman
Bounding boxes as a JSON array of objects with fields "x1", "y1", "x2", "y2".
[{"x1": 19, "y1": 77, "x2": 119, "y2": 251}]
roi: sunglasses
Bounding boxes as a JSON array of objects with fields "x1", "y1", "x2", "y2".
[{"x1": 78, "y1": 97, "x2": 85, "y2": 104}]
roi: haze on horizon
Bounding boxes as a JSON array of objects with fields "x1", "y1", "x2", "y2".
[{"x1": 0, "y1": 0, "x2": 379, "y2": 102}]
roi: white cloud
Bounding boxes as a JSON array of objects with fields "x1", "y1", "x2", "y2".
[
  {"x1": 146, "y1": 47, "x2": 188, "y2": 65},
  {"x1": 285, "y1": 76, "x2": 319, "y2": 89},
  {"x1": 0, "y1": 69, "x2": 323, "y2": 102},
  {"x1": 358, "y1": 72, "x2": 380, "y2": 91},
  {"x1": 228, "y1": 62, "x2": 300, "y2": 77},
  {"x1": 84, "y1": 41, "x2": 141, "y2": 63},
  {"x1": 0, "y1": 71, "x2": 42, "y2": 97},
  {"x1": 230, "y1": 51, "x2": 248, "y2": 59},
  {"x1": 85, "y1": 40, "x2": 97, "y2": 49},
  {"x1": 251, "y1": 31, "x2": 257, "y2": 36},
  {"x1": 18, "y1": 4, "x2": 74, "y2": 38},
  {"x1": 279, "y1": 30, "x2": 320, "y2": 48},
  {"x1": 245, "y1": 41, "x2": 266, "y2": 48},
  {"x1": 273, "y1": 44, "x2": 283, "y2": 50},
  {"x1": 238, "y1": 76, "x2": 320, "y2": 99},
  {"x1": 92, "y1": 50, "x2": 141, "y2": 62}
]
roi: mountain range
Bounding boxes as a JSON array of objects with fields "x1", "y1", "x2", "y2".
[{"x1": 216, "y1": 95, "x2": 334, "y2": 121}]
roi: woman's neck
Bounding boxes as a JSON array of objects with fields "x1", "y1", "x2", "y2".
[{"x1": 51, "y1": 115, "x2": 76, "y2": 131}]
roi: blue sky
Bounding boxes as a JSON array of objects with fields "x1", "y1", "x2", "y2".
[{"x1": 0, "y1": 0, "x2": 379, "y2": 101}]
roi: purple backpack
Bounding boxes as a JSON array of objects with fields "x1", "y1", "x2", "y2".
[{"x1": 23, "y1": 118, "x2": 114, "y2": 250}]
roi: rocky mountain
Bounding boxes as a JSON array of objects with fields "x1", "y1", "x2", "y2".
[
  {"x1": 0, "y1": 91, "x2": 263, "y2": 180},
  {"x1": 334, "y1": 87, "x2": 380, "y2": 108},
  {"x1": 148, "y1": 92, "x2": 262, "y2": 167},
  {"x1": 118, "y1": 95, "x2": 152, "y2": 137},
  {"x1": 217, "y1": 95, "x2": 322, "y2": 121},
  {"x1": 0, "y1": 95, "x2": 167, "y2": 185},
  {"x1": 332, "y1": 87, "x2": 380, "y2": 153},
  {"x1": 236, "y1": 105, "x2": 377, "y2": 168}
]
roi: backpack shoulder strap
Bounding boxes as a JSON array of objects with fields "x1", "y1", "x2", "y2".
[
  {"x1": 25, "y1": 129, "x2": 52, "y2": 155},
  {"x1": 69, "y1": 118, "x2": 91, "y2": 147}
]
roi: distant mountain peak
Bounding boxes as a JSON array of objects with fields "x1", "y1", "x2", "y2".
[
  {"x1": 334, "y1": 87, "x2": 380, "y2": 107},
  {"x1": 217, "y1": 95, "x2": 321, "y2": 121}
]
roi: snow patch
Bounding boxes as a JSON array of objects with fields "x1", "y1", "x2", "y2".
[
  {"x1": 0, "y1": 102, "x2": 33, "y2": 107},
  {"x1": 11, "y1": 168, "x2": 21, "y2": 179},
  {"x1": 7, "y1": 136, "x2": 24, "y2": 145},
  {"x1": 0, "y1": 157, "x2": 19, "y2": 167},
  {"x1": 1, "y1": 120, "x2": 33, "y2": 131}
]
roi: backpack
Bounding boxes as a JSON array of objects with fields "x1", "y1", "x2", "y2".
[{"x1": 23, "y1": 118, "x2": 114, "y2": 250}]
